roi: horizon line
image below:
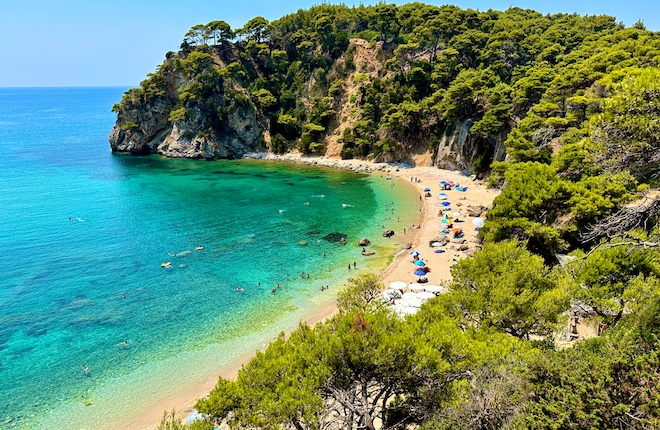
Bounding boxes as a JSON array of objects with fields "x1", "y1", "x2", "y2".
[{"x1": 0, "y1": 85, "x2": 133, "y2": 89}]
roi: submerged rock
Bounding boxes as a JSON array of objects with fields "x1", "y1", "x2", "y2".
[
  {"x1": 382, "y1": 229, "x2": 395, "y2": 238},
  {"x1": 323, "y1": 232, "x2": 347, "y2": 243},
  {"x1": 359, "y1": 237, "x2": 371, "y2": 246}
]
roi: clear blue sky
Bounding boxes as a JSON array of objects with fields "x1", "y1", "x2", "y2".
[{"x1": 0, "y1": 0, "x2": 656, "y2": 87}]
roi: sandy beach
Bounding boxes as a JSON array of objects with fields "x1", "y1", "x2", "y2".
[{"x1": 133, "y1": 156, "x2": 499, "y2": 430}]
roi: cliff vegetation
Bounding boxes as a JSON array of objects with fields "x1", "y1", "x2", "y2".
[{"x1": 111, "y1": 3, "x2": 659, "y2": 174}]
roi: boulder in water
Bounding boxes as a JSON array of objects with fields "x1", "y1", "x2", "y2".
[
  {"x1": 359, "y1": 237, "x2": 371, "y2": 246},
  {"x1": 382, "y1": 229, "x2": 395, "y2": 238}
]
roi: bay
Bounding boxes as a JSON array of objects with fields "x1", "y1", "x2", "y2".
[{"x1": 0, "y1": 87, "x2": 418, "y2": 429}]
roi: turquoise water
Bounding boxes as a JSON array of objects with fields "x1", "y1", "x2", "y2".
[{"x1": 0, "y1": 87, "x2": 418, "y2": 429}]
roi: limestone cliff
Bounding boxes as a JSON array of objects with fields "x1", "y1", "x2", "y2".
[{"x1": 109, "y1": 48, "x2": 267, "y2": 159}]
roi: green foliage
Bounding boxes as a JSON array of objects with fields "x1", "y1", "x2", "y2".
[
  {"x1": 250, "y1": 88, "x2": 277, "y2": 109},
  {"x1": 517, "y1": 294, "x2": 660, "y2": 428},
  {"x1": 567, "y1": 245, "x2": 660, "y2": 327},
  {"x1": 481, "y1": 162, "x2": 570, "y2": 256},
  {"x1": 269, "y1": 133, "x2": 289, "y2": 154},
  {"x1": 336, "y1": 273, "x2": 386, "y2": 313},
  {"x1": 450, "y1": 240, "x2": 568, "y2": 339},
  {"x1": 168, "y1": 107, "x2": 187, "y2": 123}
]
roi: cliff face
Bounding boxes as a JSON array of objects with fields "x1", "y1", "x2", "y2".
[
  {"x1": 109, "y1": 39, "x2": 498, "y2": 170},
  {"x1": 109, "y1": 49, "x2": 267, "y2": 159}
]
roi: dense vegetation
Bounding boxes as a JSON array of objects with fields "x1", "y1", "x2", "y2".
[
  {"x1": 114, "y1": 2, "x2": 659, "y2": 170},
  {"x1": 144, "y1": 3, "x2": 660, "y2": 429}
]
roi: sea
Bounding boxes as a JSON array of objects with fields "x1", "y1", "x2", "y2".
[{"x1": 0, "y1": 87, "x2": 419, "y2": 429}]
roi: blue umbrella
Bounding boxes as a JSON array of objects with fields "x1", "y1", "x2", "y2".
[
  {"x1": 440, "y1": 180, "x2": 448, "y2": 185},
  {"x1": 414, "y1": 260, "x2": 426, "y2": 266},
  {"x1": 409, "y1": 250, "x2": 420, "y2": 256},
  {"x1": 424, "y1": 187, "x2": 431, "y2": 192},
  {"x1": 441, "y1": 201, "x2": 451, "y2": 206},
  {"x1": 414, "y1": 269, "x2": 427, "y2": 276}
]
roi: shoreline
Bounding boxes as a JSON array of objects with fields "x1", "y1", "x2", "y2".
[{"x1": 134, "y1": 154, "x2": 499, "y2": 429}]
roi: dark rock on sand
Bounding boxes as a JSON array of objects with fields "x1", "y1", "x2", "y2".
[{"x1": 429, "y1": 236, "x2": 449, "y2": 247}]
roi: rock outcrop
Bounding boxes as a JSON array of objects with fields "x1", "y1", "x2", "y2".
[{"x1": 109, "y1": 48, "x2": 266, "y2": 159}]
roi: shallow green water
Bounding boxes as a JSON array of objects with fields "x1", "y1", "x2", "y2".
[{"x1": 0, "y1": 87, "x2": 419, "y2": 429}]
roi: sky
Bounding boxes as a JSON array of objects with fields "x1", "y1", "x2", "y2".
[{"x1": 0, "y1": 0, "x2": 657, "y2": 87}]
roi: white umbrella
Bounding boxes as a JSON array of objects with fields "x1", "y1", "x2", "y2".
[
  {"x1": 404, "y1": 297, "x2": 425, "y2": 308},
  {"x1": 452, "y1": 211, "x2": 462, "y2": 217},
  {"x1": 383, "y1": 290, "x2": 401, "y2": 301},
  {"x1": 389, "y1": 281, "x2": 407, "y2": 290},
  {"x1": 472, "y1": 217, "x2": 485, "y2": 228},
  {"x1": 401, "y1": 292, "x2": 425, "y2": 308},
  {"x1": 424, "y1": 285, "x2": 444, "y2": 294},
  {"x1": 401, "y1": 292, "x2": 419, "y2": 301},
  {"x1": 393, "y1": 304, "x2": 418, "y2": 316},
  {"x1": 416, "y1": 291, "x2": 436, "y2": 300},
  {"x1": 409, "y1": 285, "x2": 426, "y2": 292}
]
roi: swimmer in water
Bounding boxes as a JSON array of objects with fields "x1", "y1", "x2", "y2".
[{"x1": 81, "y1": 364, "x2": 88, "y2": 372}]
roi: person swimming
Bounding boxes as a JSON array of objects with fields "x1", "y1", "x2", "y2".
[{"x1": 81, "y1": 364, "x2": 88, "y2": 372}]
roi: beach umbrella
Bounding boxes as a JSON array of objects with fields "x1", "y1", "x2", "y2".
[
  {"x1": 424, "y1": 285, "x2": 444, "y2": 294},
  {"x1": 414, "y1": 268, "x2": 427, "y2": 276},
  {"x1": 417, "y1": 291, "x2": 436, "y2": 300},
  {"x1": 383, "y1": 289, "x2": 401, "y2": 301},
  {"x1": 440, "y1": 180, "x2": 448, "y2": 185},
  {"x1": 186, "y1": 412, "x2": 203, "y2": 424},
  {"x1": 441, "y1": 201, "x2": 451, "y2": 206},
  {"x1": 409, "y1": 250, "x2": 420, "y2": 256},
  {"x1": 389, "y1": 281, "x2": 407, "y2": 290},
  {"x1": 414, "y1": 260, "x2": 426, "y2": 266},
  {"x1": 392, "y1": 304, "x2": 418, "y2": 316},
  {"x1": 423, "y1": 187, "x2": 431, "y2": 192},
  {"x1": 472, "y1": 217, "x2": 485, "y2": 228},
  {"x1": 452, "y1": 211, "x2": 462, "y2": 217},
  {"x1": 401, "y1": 292, "x2": 425, "y2": 307},
  {"x1": 439, "y1": 193, "x2": 447, "y2": 200}
]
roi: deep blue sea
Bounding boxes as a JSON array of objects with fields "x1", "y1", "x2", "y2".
[{"x1": 0, "y1": 87, "x2": 418, "y2": 429}]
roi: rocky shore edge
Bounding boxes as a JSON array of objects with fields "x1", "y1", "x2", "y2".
[{"x1": 243, "y1": 152, "x2": 405, "y2": 173}]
